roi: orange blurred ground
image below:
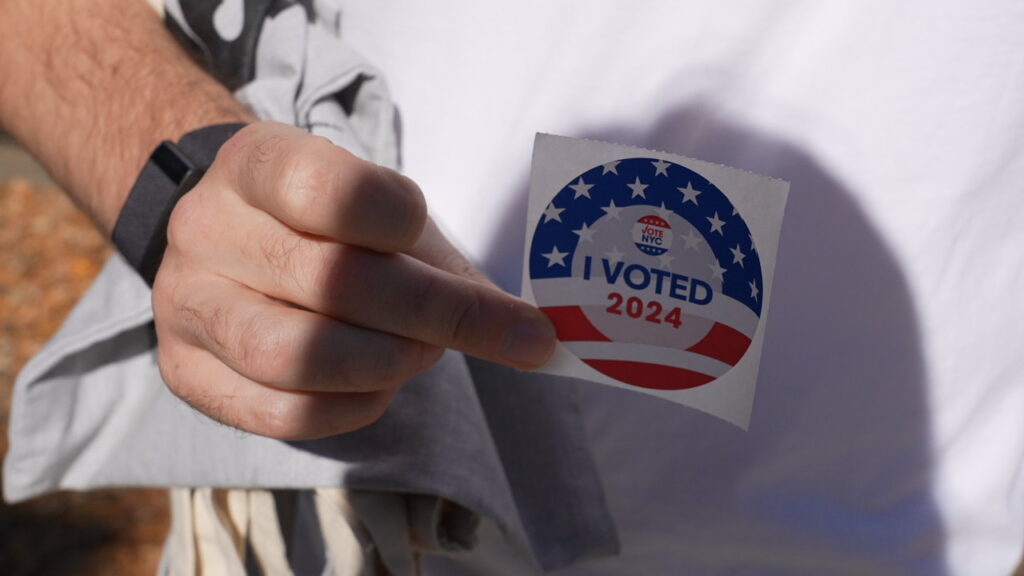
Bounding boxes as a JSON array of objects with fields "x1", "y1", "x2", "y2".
[{"x1": 0, "y1": 178, "x2": 169, "y2": 575}]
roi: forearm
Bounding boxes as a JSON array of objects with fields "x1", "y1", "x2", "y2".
[{"x1": 0, "y1": 0, "x2": 254, "y2": 235}]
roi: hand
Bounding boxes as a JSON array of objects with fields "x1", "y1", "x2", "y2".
[{"x1": 151, "y1": 122, "x2": 555, "y2": 440}]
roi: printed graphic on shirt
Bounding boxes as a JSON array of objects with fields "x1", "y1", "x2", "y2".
[
  {"x1": 523, "y1": 135, "x2": 788, "y2": 428},
  {"x1": 166, "y1": 0, "x2": 313, "y2": 90}
]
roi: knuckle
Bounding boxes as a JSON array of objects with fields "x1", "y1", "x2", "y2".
[
  {"x1": 245, "y1": 130, "x2": 288, "y2": 174},
  {"x1": 387, "y1": 341, "x2": 442, "y2": 382},
  {"x1": 212, "y1": 126, "x2": 248, "y2": 168},
  {"x1": 152, "y1": 263, "x2": 201, "y2": 344},
  {"x1": 441, "y1": 250, "x2": 487, "y2": 284},
  {"x1": 418, "y1": 345, "x2": 445, "y2": 373},
  {"x1": 358, "y1": 166, "x2": 426, "y2": 250},
  {"x1": 275, "y1": 141, "x2": 336, "y2": 225},
  {"x1": 252, "y1": 390, "x2": 397, "y2": 440},
  {"x1": 337, "y1": 169, "x2": 375, "y2": 213},
  {"x1": 187, "y1": 300, "x2": 231, "y2": 359},
  {"x1": 259, "y1": 229, "x2": 306, "y2": 293},
  {"x1": 236, "y1": 313, "x2": 293, "y2": 385},
  {"x1": 154, "y1": 345, "x2": 209, "y2": 417},
  {"x1": 391, "y1": 175, "x2": 428, "y2": 247},
  {"x1": 328, "y1": 338, "x2": 425, "y2": 393},
  {"x1": 155, "y1": 344, "x2": 182, "y2": 393},
  {"x1": 439, "y1": 282, "x2": 482, "y2": 345},
  {"x1": 166, "y1": 192, "x2": 205, "y2": 253},
  {"x1": 219, "y1": 123, "x2": 261, "y2": 160},
  {"x1": 407, "y1": 274, "x2": 481, "y2": 345},
  {"x1": 364, "y1": 342, "x2": 408, "y2": 387},
  {"x1": 366, "y1": 390, "x2": 397, "y2": 421},
  {"x1": 150, "y1": 258, "x2": 179, "y2": 322},
  {"x1": 260, "y1": 229, "x2": 301, "y2": 269},
  {"x1": 308, "y1": 243, "x2": 357, "y2": 299},
  {"x1": 403, "y1": 274, "x2": 440, "y2": 336},
  {"x1": 252, "y1": 397, "x2": 306, "y2": 440},
  {"x1": 347, "y1": 391, "x2": 395, "y2": 432}
]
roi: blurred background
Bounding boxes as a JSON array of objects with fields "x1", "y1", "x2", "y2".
[{"x1": 0, "y1": 131, "x2": 168, "y2": 574}]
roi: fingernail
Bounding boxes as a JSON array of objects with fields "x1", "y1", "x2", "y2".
[{"x1": 503, "y1": 317, "x2": 556, "y2": 367}]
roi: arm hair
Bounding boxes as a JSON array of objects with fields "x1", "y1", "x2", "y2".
[{"x1": 0, "y1": 0, "x2": 254, "y2": 234}]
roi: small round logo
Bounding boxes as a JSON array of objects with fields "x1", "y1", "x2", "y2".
[
  {"x1": 632, "y1": 215, "x2": 673, "y2": 256},
  {"x1": 529, "y1": 158, "x2": 763, "y2": 391}
]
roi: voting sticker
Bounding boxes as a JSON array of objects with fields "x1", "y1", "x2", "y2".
[{"x1": 522, "y1": 134, "x2": 789, "y2": 428}]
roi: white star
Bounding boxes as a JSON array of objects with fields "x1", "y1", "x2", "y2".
[
  {"x1": 542, "y1": 202, "x2": 564, "y2": 223},
  {"x1": 706, "y1": 212, "x2": 726, "y2": 235},
  {"x1": 730, "y1": 244, "x2": 746, "y2": 267},
  {"x1": 732, "y1": 206, "x2": 738, "y2": 216},
  {"x1": 657, "y1": 253, "x2": 674, "y2": 269},
  {"x1": 749, "y1": 232, "x2": 758, "y2": 253},
  {"x1": 681, "y1": 229, "x2": 703, "y2": 251},
  {"x1": 655, "y1": 202, "x2": 674, "y2": 220},
  {"x1": 601, "y1": 199, "x2": 623, "y2": 220},
  {"x1": 652, "y1": 159, "x2": 671, "y2": 177},
  {"x1": 602, "y1": 161, "x2": 620, "y2": 175},
  {"x1": 569, "y1": 177, "x2": 593, "y2": 199},
  {"x1": 628, "y1": 177, "x2": 648, "y2": 199},
  {"x1": 573, "y1": 222, "x2": 596, "y2": 243},
  {"x1": 678, "y1": 183, "x2": 701, "y2": 205},
  {"x1": 604, "y1": 245, "x2": 625, "y2": 263},
  {"x1": 709, "y1": 260, "x2": 726, "y2": 281},
  {"x1": 542, "y1": 246, "x2": 569, "y2": 268},
  {"x1": 749, "y1": 280, "x2": 760, "y2": 301}
]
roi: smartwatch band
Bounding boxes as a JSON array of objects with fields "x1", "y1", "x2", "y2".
[{"x1": 112, "y1": 123, "x2": 247, "y2": 286}]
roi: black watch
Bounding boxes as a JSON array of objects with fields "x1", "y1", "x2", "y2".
[{"x1": 112, "y1": 123, "x2": 247, "y2": 286}]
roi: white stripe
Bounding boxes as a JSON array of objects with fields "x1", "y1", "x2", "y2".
[
  {"x1": 564, "y1": 341, "x2": 733, "y2": 378},
  {"x1": 531, "y1": 276, "x2": 760, "y2": 337}
]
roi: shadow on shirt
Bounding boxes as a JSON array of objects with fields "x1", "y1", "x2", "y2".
[{"x1": 477, "y1": 103, "x2": 948, "y2": 576}]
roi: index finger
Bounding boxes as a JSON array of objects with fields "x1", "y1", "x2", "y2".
[
  {"x1": 212, "y1": 122, "x2": 427, "y2": 252},
  {"x1": 206, "y1": 209, "x2": 558, "y2": 369}
]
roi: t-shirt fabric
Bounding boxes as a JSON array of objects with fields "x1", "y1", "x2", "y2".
[{"x1": 335, "y1": 1, "x2": 1024, "y2": 574}]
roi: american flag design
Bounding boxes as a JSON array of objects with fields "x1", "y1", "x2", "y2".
[{"x1": 529, "y1": 157, "x2": 763, "y2": 391}]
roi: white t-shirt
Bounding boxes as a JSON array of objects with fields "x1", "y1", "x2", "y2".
[{"x1": 338, "y1": 1, "x2": 1024, "y2": 574}]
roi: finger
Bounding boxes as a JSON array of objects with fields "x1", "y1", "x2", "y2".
[
  {"x1": 211, "y1": 122, "x2": 427, "y2": 252},
  {"x1": 154, "y1": 262, "x2": 443, "y2": 393},
  {"x1": 406, "y1": 218, "x2": 495, "y2": 286},
  {"x1": 156, "y1": 340, "x2": 397, "y2": 440},
  {"x1": 203, "y1": 210, "x2": 555, "y2": 369}
]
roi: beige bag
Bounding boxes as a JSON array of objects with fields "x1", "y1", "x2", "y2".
[{"x1": 163, "y1": 488, "x2": 481, "y2": 576}]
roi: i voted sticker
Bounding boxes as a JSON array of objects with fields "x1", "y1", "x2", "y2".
[{"x1": 522, "y1": 135, "x2": 789, "y2": 428}]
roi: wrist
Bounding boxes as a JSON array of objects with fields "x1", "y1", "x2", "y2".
[
  {"x1": 92, "y1": 76, "x2": 255, "y2": 235},
  {"x1": 113, "y1": 122, "x2": 248, "y2": 286},
  {"x1": 0, "y1": 0, "x2": 255, "y2": 236}
]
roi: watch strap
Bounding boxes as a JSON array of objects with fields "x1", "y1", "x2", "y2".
[{"x1": 112, "y1": 123, "x2": 246, "y2": 286}]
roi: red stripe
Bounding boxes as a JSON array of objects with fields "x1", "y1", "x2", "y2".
[
  {"x1": 686, "y1": 322, "x2": 751, "y2": 366},
  {"x1": 540, "y1": 306, "x2": 611, "y2": 342},
  {"x1": 583, "y1": 359, "x2": 715, "y2": 390}
]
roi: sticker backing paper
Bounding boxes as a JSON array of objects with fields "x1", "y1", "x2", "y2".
[{"x1": 522, "y1": 134, "x2": 789, "y2": 428}]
